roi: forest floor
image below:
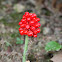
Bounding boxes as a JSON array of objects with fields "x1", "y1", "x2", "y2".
[{"x1": 0, "y1": 0, "x2": 62, "y2": 62}]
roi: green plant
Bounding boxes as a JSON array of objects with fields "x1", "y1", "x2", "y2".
[
  {"x1": 45, "y1": 41, "x2": 62, "y2": 52},
  {"x1": 19, "y1": 12, "x2": 41, "y2": 62},
  {"x1": 16, "y1": 37, "x2": 24, "y2": 44}
]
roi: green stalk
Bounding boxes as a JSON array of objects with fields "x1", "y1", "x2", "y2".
[{"x1": 22, "y1": 35, "x2": 29, "y2": 62}]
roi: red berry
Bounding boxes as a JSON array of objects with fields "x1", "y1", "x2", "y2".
[
  {"x1": 19, "y1": 22, "x2": 22, "y2": 25},
  {"x1": 21, "y1": 24, "x2": 26, "y2": 28},
  {"x1": 33, "y1": 13, "x2": 37, "y2": 18},
  {"x1": 29, "y1": 13, "x2": 32, "y2": 16},
  {"x1": 36, "y1": 28, "x2": 40, "y2": 33},
  {"x1": 38, "y1": 23, "x2": 41, "y2": 27},
  {"x1": 24, "y1": 30, "x2": 28, "y2": 35},
  {"x1": 33, "y1": 18, "x2": 38, "y2": 23},
  {"x1": 30, "y1": 15, "x2": 34, "y2": 19},
  {"x1": 33, "y1": 34, "x2": 37, "y2": 37},
  {"x1": 28, "y1": 31, "x2": 33, "y2": 36},
  {"x1": 34, "y1": 23, "x2": 41, "y2": 28},
  {"x1": 30, "y1": 26, "x2": 35, "y2": 31},
  {"x1": 20, "y1": 30, "x2": 24, "y2": 35},
  {"x1": 22, "y1": 15, "x2": 26, "y2": 19},
  {"x1": 26, "y1": 17, "x2": 31, "y2": 22},
  {"x1": 21, "y1": 19, "x2": 26, "y2": 23},
  {"x1": 32, "y1": 18, "x2": 36, "y2": 21},
  {"x1": 29, "y1": 21, "x2": 35, "y2": 26},
  {"x1": 25, "y1": 25, "x2": 30, "y2": 29},
  {"x1": 36, "y1": 18, "x2": 40, "y2": 21},
  {"x1": 25, "y1": 12, "x2": 29, "y2": 17},
  {"x1": 19, "y1": 28, "x2": 23, "y2": 31},
  {"x1": 33, "y1": 30, "x2": 37, "y2": 34},
  {"x1": 26, "y1": 22, "x2": 28, "y2": 25},
  {"x1": 25, "y1": 12, "x2": 29, "y2": 15}
]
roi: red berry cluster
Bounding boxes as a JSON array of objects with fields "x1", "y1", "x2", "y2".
[{"x1": 19, "y1": 12, "x2": 41, "y2": 37}]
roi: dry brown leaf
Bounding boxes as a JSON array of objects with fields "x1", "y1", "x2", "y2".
[
  {"x1": 11, "y1": 50, "x2": 17, "y2": 55},
  {"x1": 51, "y1": 51, "x2": 62, "y2": 62}
]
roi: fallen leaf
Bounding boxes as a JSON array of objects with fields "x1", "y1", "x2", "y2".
[{"x1": 51, "y1": 51, "x2": 62, "y2": 62}]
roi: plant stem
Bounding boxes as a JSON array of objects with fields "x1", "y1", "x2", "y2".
[
  {"x1": 24, "y1": 35, "x2": 25, "y2": 43},
  {"x1": 22, "y1": 35, "x2": 29, "y2": 62}
]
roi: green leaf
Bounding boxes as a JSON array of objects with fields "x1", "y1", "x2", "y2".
[
  {"x1": 16, "y1": 37, "x2": 24, "y2": 44},
  {"x1": 6, "y1": 42, "x2": 11, "y2": 47},
  {"x1": 45, "y1": 41, "x2": 61, "y2": 52}
]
